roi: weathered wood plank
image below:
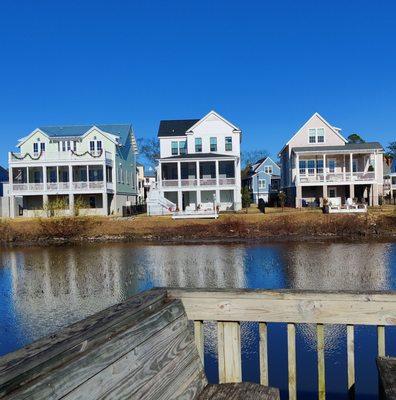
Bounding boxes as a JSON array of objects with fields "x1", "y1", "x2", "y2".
[
  {"x1": 198, "y1": 383, "x2": 280, "y2": 400},
  {"x1": 218, "y1": 322, "x2": 226, "y2": 384},
  {"x1": 130, "y1": 340, "x2": 205, "y2": 400},
  {"x1": 259, "y1": 322, "x2": 269, "y2": 386},
  {"x1": 168, "y1": 289, "x2": 396, "y2": 325},
  {"x1": 0, "y1": 288, "x2": 167, "y2": 386},
  {"x1": 2, "y1": 299, "x2": 185, "y2": 399},
  {"x1": 347, "y1": 325, "x2": 355, "y2": 398},
  {"x1": 378, "y1": 325, "x2": 386, "y2": 357},
  {"x1": 317, "y1": 324, "x2": 325, "y2": 400},
  {"x1": 217, "y1": 322, "x2": 242, "y2": 384},
  {"x1": 287, "y1": 323, "x2": 296, "y2": 400},
  {"x1": 63, "y1": 315, "x2": 193, "y2": 400},
  {"x1": 194, "y1": 321, "x2": 205, "y2": 365}
]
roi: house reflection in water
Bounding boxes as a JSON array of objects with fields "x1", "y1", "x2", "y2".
[{"x1": 3, "y1": 244, "x2": 247, "y2": 349}]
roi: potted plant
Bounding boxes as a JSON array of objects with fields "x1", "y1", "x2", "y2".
[{"x1": 322, "y1": 197, "x2": 329, "y2": 214}]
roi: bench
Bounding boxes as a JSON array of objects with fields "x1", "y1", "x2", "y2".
[{"x1": 0, "y1": 288, "x2": 279, "y2": 400}]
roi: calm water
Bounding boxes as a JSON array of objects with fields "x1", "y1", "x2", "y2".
[{"x1": 1, "y1": 242, "x2": 396, "y2": 399}]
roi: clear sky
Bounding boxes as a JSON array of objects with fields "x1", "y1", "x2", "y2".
[{"x1": 0, "y1": 0, "x2": 395, "y2": 166}]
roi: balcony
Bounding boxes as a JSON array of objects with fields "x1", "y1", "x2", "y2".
[
  {"x1": 11, "y1": 181, "x2": 113, "y2": 193},
  {"x1": 298, "y1": 172, "x2": 376, "y2": 184},
  {"x1": 161, "y1": 177, "x2": 236, "y2": 188},
  {"x1": 9, "y1": 150, "x2": 113, "y2": 164}
]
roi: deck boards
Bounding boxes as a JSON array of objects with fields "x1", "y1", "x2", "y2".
[{"x1": 198, "y1": 383, "x2": 280, "y2": 400}]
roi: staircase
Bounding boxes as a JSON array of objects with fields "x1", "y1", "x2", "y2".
[{"x1": 146, "y1": 182, "x2": 176, "y2": 215}]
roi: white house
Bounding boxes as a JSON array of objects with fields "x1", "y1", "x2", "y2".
[
  {"x1": 279, "y1": 113, "x2": 384, "y2": 207},
  {"x1": 8, "y1": 124, "x2": 138, "y2": 217},
  {"x1": 147, "y1": 111, "x2": 242, "y2": 214}
]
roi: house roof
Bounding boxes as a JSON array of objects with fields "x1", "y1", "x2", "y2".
[
  {"x1": 39, "y1": 124, "x2": 132, "y2": 142},
  {"x1": 293, "y1": 142, "x2": 384, "y2": 153},
  {"x1": 161, "y1": 153, "x2": 236, "y2": 160},
  {"x1": 157, "y1": 119, "x2": 199, "y2": 137}
]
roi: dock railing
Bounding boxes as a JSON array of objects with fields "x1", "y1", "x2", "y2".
[{"x1": 168, "y1": 288, "x2": 396, "y2": 400}]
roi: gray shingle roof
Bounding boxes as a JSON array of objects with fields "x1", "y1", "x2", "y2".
[
  {"x1": 157, "y1": 119, "x2": 199, "y2": 137},
  {"x1": 293, "y1": 142, "x2": 383, "y2": 153},
  {"x1": 39, "y1": 124, "x2": 132, "y2": 143},
  {"x1": 161, "y1": 153, "x2": 235, "y2": 160}
]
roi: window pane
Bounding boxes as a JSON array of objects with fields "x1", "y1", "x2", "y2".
[
  {"x1": 210, "y1": 137, "x2": 217, "y2": 152},
  {"x1": 179, "y1": 141, "x2": 186, "y2": 155},
  {"x1": 90, "y1": 141, "x2": 95, "y2": 152},
  {"x1": 171, "y1": 141, "x2": 178, "y2": 155},
  {"x1": 225, "y1": 137, "x2": 232, "y2": 151},
  {"x1": 33, "y1": 143, "x2": 38, "y2": 153},
  {"x1": 195, "y1": 138, "x2": 202, "y2": 152},
  {"x1": 97, "y1": 141, "x2": 102, "y2": 151}
]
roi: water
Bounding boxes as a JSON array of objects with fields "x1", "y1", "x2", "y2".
[{"x1": 1, "y1": 241, "x2": 396, "y2": 399}]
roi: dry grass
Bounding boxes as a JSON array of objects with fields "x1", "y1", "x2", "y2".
[{"x1": 0, "y1": 206, "x2": 395, "y2": 246}]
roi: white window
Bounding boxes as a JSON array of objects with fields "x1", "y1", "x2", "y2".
[
  {"x1": 308, "y1": 128, "x2": 325, "y2": 144},
  {"x1": 264, "y1": 166, "x2": 273, "y2": 174},
  {"x1": 299, "y1": 160, "x2": 306, "y2": 175},
  {"x1": 33, "y1": 143, "x2": 39, "y2": 153},
  {"x1": 329, "y1": 187, "x2": 337, "y2": 198},
  {"x1": 40, "y1": 142, "x2": 45, "y2": 152},
  {"x1": 353, "y1": 159, "x2": 358, "y2": 173},
  {"x1": 258, "y1": 179, "x2": 266, "y2": 189}
]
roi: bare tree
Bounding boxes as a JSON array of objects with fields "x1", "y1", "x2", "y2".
[
  {"x1": 137, "y1": 138, "x2": 160, "y2": 169},
  {"x1": 241, "y1": 149, "x2": 269, "y2": 168}
]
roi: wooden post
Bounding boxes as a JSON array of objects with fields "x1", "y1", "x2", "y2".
[
  {"x1": 287, "y1": 323, "x2": 297, "y2": 400},
  {"x1": 347, "y1": 325, "x2": 355, "y2": 399},
  {"x1": 217, "y1": 321, "x2": 241, "y2": 384},
  {"x1": 317, "y1": 324, "x2": 326, "y2": 400},
  {"x1": 378, "y1": 325, "x2": 385, "y2": 357},
  {"x1": 259, "y1": 322, "x2": 269, "y2": 386},
  {"x1": 194, "y1": 321, "x2": 204, "y2": 365}
]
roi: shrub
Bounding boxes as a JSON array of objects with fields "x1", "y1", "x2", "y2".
[
  {"x1": 241, "y1": 187, "x2": 252, "y2": 209},
  {"x1": 37, "y1": 217, "x2": 93, "y2": 239}
]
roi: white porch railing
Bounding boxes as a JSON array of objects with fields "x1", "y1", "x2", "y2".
[
  {"x1": 298, "y1": 171, "x2": 376, "y2": 184},
  {"x1": 12, "y1": 181, "x2": 107, "y2": 192},
  {"x1": 161, "y1": 178, "x2": 236, "y2": 187}
]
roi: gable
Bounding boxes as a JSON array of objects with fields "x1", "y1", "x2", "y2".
[
  {"x1": 187, "y1": 111, "x2": 241, "y2": 137},
  {"x1": 255, "y1": 157, "x2": 281, "y2": 174},
  {"x1": 285, "y1": 113, "x2": 347, "y2": 152}
]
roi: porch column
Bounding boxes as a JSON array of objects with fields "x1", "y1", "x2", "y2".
[
  {"x1": 215, "y1": 160, "x2": 219, "y2": 186},
  {"x1": 349, "y1": 184, "x2": 355, "y2": 200},
  {"x1": 69, "y1": 193, "x2": 75, "y2": 215},
  {"x1": 158, "y1": 163, "x2": 162, "y2": 188},
  {"x1": 9, "y1": 195, "x2": 16, "y2": 218},
  {"x1": 350, "y1": 153, "x2": 353, "y2": 181},
  {"x1": 177, "y1": 190, "x2": 182, "y2": 210},
  {"x1": 322, "y1": 185, "x2": 327, "y2": 200},
  {"x1": 373, "y1": 183, "x2": 379, "y2": 206},
  {"x1": 27, "y1": 167, "x2": 30, "y2": 185},
  {"x1": 295, "y1": 153, "x2": 299, "y2": 184},
  {"x1": 343, "y1": 154, "x2": 346, "y2": 181},
  {"x1": 102, "y1": 191, "x2": 108, "y2": 215},
  {"x1": 323, "y1": 154, "x2": 326, "y2": 182},
  {"x1": 177, "y1": 161, "x2": 181, "y2": 188},
  {"x1": 68, "y1": 165, "x2": 73, "y2": 189},
  {"x1": 87, "y1": 165, "x2": 90, "y2": 187},
  {"x1": 296, "y1": 185, "x2": 302, "y2": 208},
  {"x1": 43, "y1": 194, "x2": 49, "y2": 209},
  {"x1": 196, "y1": 161, "x2": 200, "y2": 186},
  {"x1": 43, "y1": 166, "x2": 47, "y2": 191},
  {"x1": 215, "y1": 189, "x2": 220, "y2": 209},
  {"x1": 196, "y1": 190, "x2": 201, "y2": 206}
]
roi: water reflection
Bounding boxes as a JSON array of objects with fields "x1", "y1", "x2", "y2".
[{"x1": 0, "y1": 241, "x2": 395, "y2": 399}]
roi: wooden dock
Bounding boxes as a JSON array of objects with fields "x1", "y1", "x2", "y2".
[{"x1": 1, "y1": 288, "x2": 396, "y2": 399}]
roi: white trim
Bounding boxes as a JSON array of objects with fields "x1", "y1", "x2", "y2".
[
  {"x1": 279, "y1": 112, "x2": 348, "y2": 154},
  {"x1": 185, "y1": 110, "x2": 241, "y2": 134},
  {"x1": 17, "y1": 129, "x2": 50, "y2": 148}
]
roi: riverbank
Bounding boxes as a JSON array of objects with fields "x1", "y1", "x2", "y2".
[{"x1": 1, "y1": 206, "x2": 395, "y2": 246}]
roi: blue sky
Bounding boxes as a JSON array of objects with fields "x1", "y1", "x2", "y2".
[{"x1": 0, "y1": 0, "x2": 395, "y2": 166}]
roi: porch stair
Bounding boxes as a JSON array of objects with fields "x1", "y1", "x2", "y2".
[{"x1": 146, "y1": 183, "x2": 176, "y2": 215}]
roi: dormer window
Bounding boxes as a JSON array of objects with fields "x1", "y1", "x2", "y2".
[
  {"x1": 264, "y1": 166, "x2": 273, "y2": 174},
  {"x1": 308, "y1": 128, "x2": 325, "y2": 144}
]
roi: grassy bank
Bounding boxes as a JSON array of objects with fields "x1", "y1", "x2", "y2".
[{"x1": 1, "y1": 206, "x2": 395, "y2": 246}]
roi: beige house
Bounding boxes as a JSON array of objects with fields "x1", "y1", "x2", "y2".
[{"x1": 279, "y1": 113, "x2": 384, "y2": 207}]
